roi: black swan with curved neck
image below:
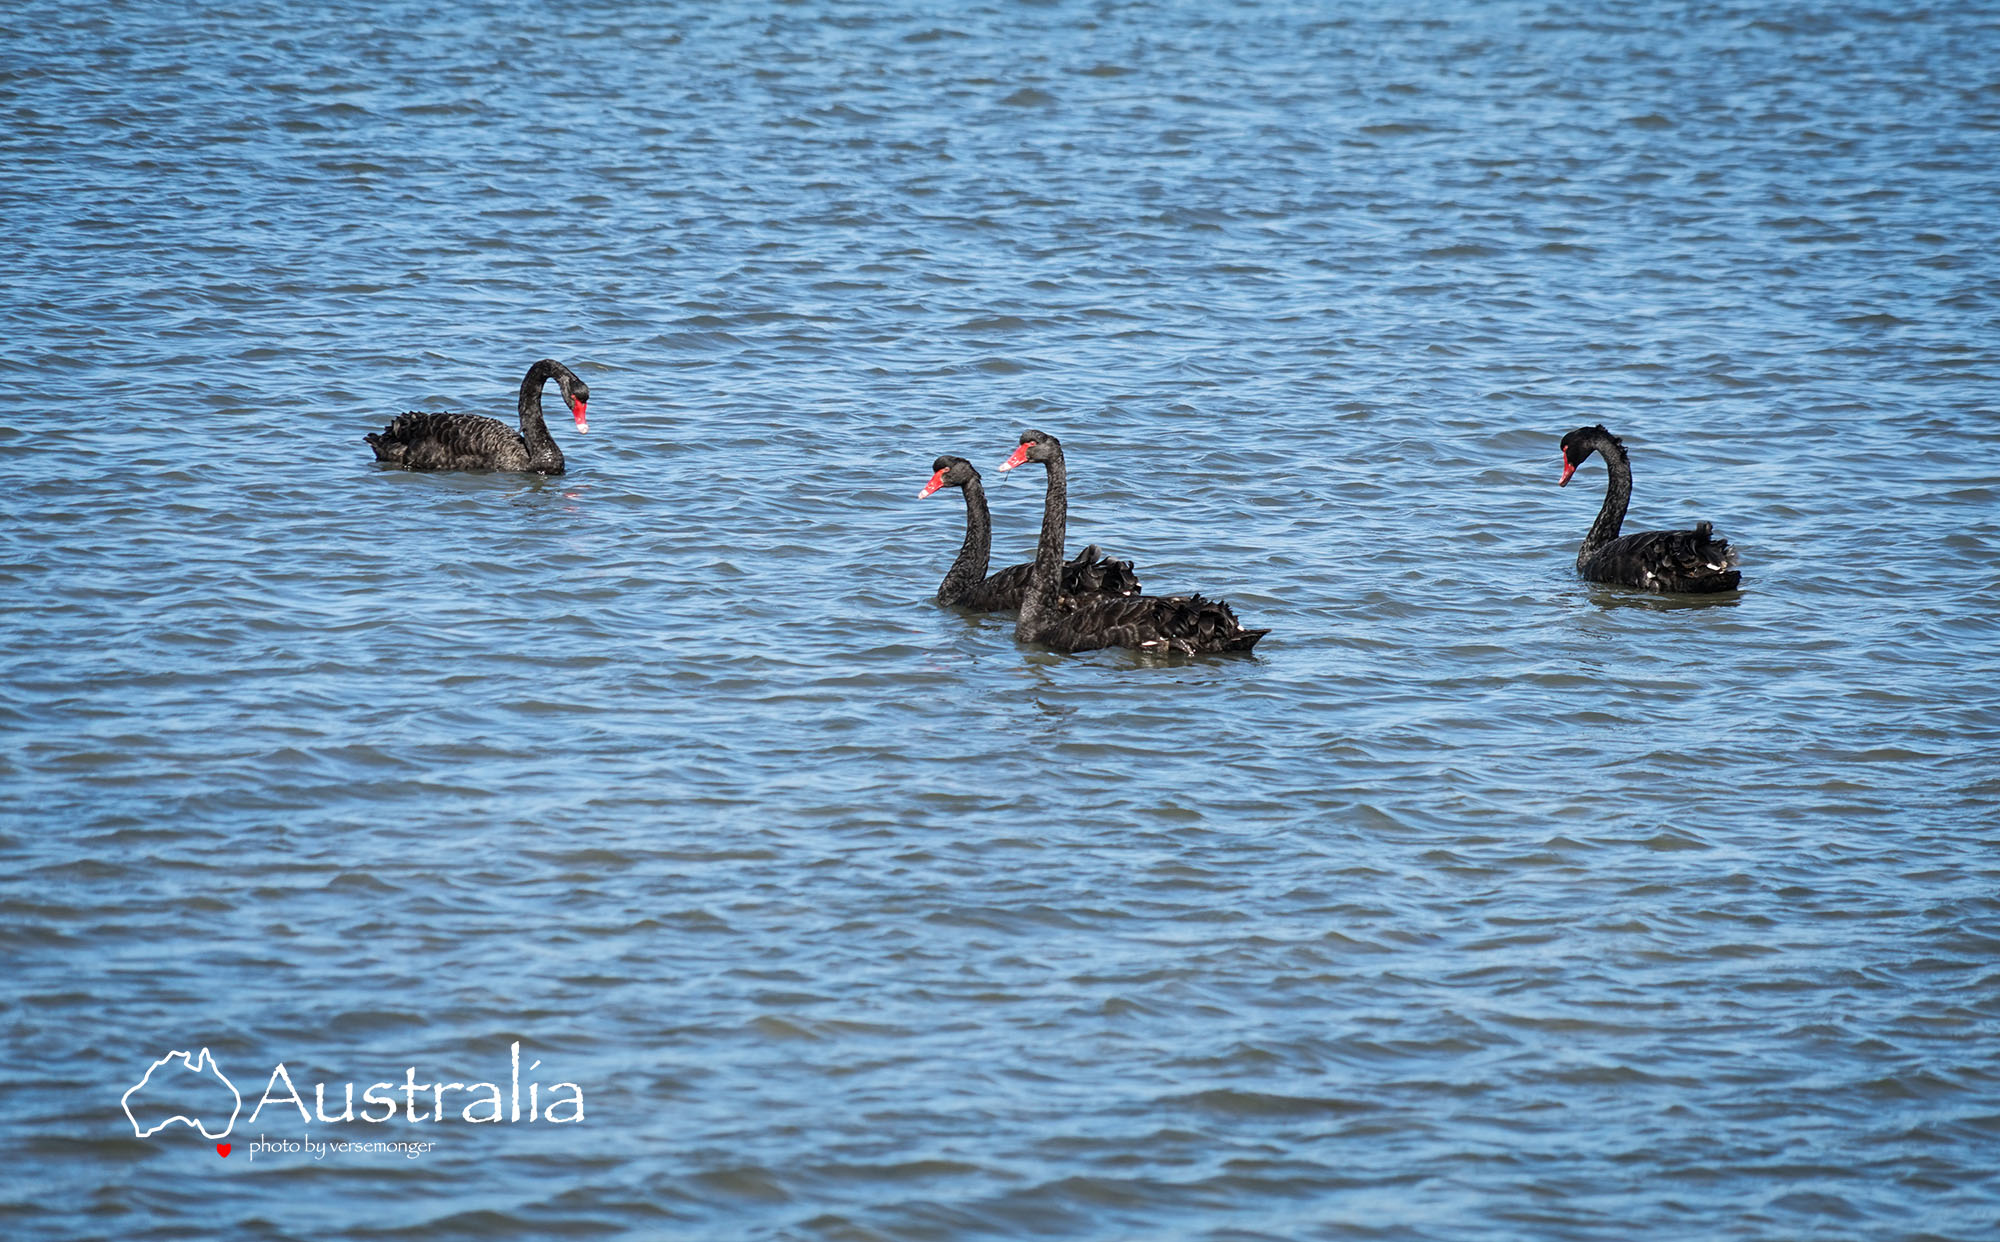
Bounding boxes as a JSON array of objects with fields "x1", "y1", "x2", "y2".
[
  {"x1": 367, "y1": 359, "x2": 590, "y2": 474},
  {"x1": 1559, "y1": 424, "x2": 1741, "y2": 593},
  {"x1": 920, "y1": 455, "x2": 1142, "y2": 611},
  {"x1": 998, "y1": 430, "x2": 1267, "y2": 654}
]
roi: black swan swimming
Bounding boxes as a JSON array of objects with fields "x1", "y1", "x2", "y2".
[
  {"x1": 1558, "y1": 424, "x2": 1741, "y2": 593},
  {"x1": 367, "y1": 358, "x2": 590, "y2": 475},
  {"x1": 997, "y1": 430, "x2": 1268, "y2": 654},
  {"x1": 919, "y1": 454, "x2": 1142, "y2": 611}
]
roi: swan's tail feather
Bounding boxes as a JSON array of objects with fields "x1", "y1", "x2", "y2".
[
  {"x1": 1694, "y1": 522, "x2": 1740, "y2": 569},
  {"x1": 1226, "y1": 628, "x2": 1270, "y2": 652}
]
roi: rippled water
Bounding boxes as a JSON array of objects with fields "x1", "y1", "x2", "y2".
[{"x1": 4, "y1": 1, "x2": 1998, "y2": 1238}]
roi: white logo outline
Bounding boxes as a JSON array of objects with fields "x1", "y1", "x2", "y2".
[{"x1": 122, "y1": 1048, "x2": 242, "y2": 1140}]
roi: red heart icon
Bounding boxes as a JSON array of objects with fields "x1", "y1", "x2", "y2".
[{"x1": 216, "y1": 1143, "x2": 231, "y2": 1158}]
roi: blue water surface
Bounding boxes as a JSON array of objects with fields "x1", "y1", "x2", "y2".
[{"x1": 2, "y1": 2, "x2": 1997, "y2": 1239}]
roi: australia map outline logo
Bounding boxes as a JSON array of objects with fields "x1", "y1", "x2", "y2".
[{"x1": 121, "y1": 1048, "x2": 242, "y2": 1140}]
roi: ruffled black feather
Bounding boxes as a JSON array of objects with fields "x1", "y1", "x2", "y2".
[
  {"x1": 1029, "y1": 590, "x2": 1268, "y2": 654},
  {"x1": 950, "y1": 544, "x2": 1142, "y2": 612}
]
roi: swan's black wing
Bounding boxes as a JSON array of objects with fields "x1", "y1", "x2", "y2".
[
  {"x1": 954, "y1": 545, "x2": 1145, "y2": 612},
  {"x1": 951, "y1": 570, "x2": 1021, "y2": 612},
  {"x1": 1032, "y1": 592, "x2": 1267, "y2": 654},
  {"x1": 1582, "y1": 522, "x2": 1741, "y2": 593},
  {"x1": 366, "y1": 412, "x2": 531, "y2": 472}
]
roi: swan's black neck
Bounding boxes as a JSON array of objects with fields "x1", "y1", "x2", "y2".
[
  {"x1": 1018, "y1": 446, "x2": 1068, "y2": 639},
  {"x1": 938, "y1": 475, "x2": 992, "y2": 603},
  {"x1": 517, "y1": 358, "x2": 568, "y2": 473},
  {"x1": 1582, "y1": 432, "x2": 1631, "y2": 554}
]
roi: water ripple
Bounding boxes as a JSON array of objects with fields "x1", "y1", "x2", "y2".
[{"x1": 3, "y1": 1, "x2": 1999, "y2": 1239}]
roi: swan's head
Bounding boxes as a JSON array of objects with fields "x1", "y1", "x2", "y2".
[
  {"x1": 560, "y1": 373, "x2": 591, "y2": 435},
  {"x1": 1558, "y1": 424, "x2": 1618, "y2": 486},
  {"x1": 919, "y1": 455, "x2": 979, "y2": 499},
  {"x1": 998, "y1": 429, "x2": 1059, "y2": 473}
]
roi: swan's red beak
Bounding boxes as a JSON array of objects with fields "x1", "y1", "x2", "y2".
[
  {"x1": 569, "y1": 398, "x2": 589, "y2": 434},
  {"x1": 918, "y1": 469, "x2": 947, "y2": 499},
  {"x1": 1558, "y1": 452, "x2": 1575, "y2": 487},
  {"x1": 999, "y1": 443, "x2": 1031, "y2": 472}
]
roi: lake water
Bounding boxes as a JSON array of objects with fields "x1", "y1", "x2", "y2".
[{"x1": 3, "y1": 1, "x2": 1998, "y2": 1238}]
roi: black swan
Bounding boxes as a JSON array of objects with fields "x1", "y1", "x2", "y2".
[
  {"x1": 919, "y1": 454, "x2": 1142, "y2": 611},
  {"x1": 367, "y1": 358, "x2": 590, "y2": 474},
  {"x1": 1558, "y1": 424, "x2": 1741, "y2": 593},
  {"x1": 997, "y1": 430, "x2": 1268, "y2": 654}
]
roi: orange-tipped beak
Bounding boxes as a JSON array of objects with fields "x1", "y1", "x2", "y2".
[
  {"x1": 918, "y1": 469, "x2": 947, "y2": 499},
  {"x1": 999, "y1": 443, "x2": 1031, "y2": 472},
  {"x1": 1558, "y1": 455, "x2": 1575, "y2": 487},
  {"x1": 570, "y1": 398, "x2": 589, "y2": 434}
]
